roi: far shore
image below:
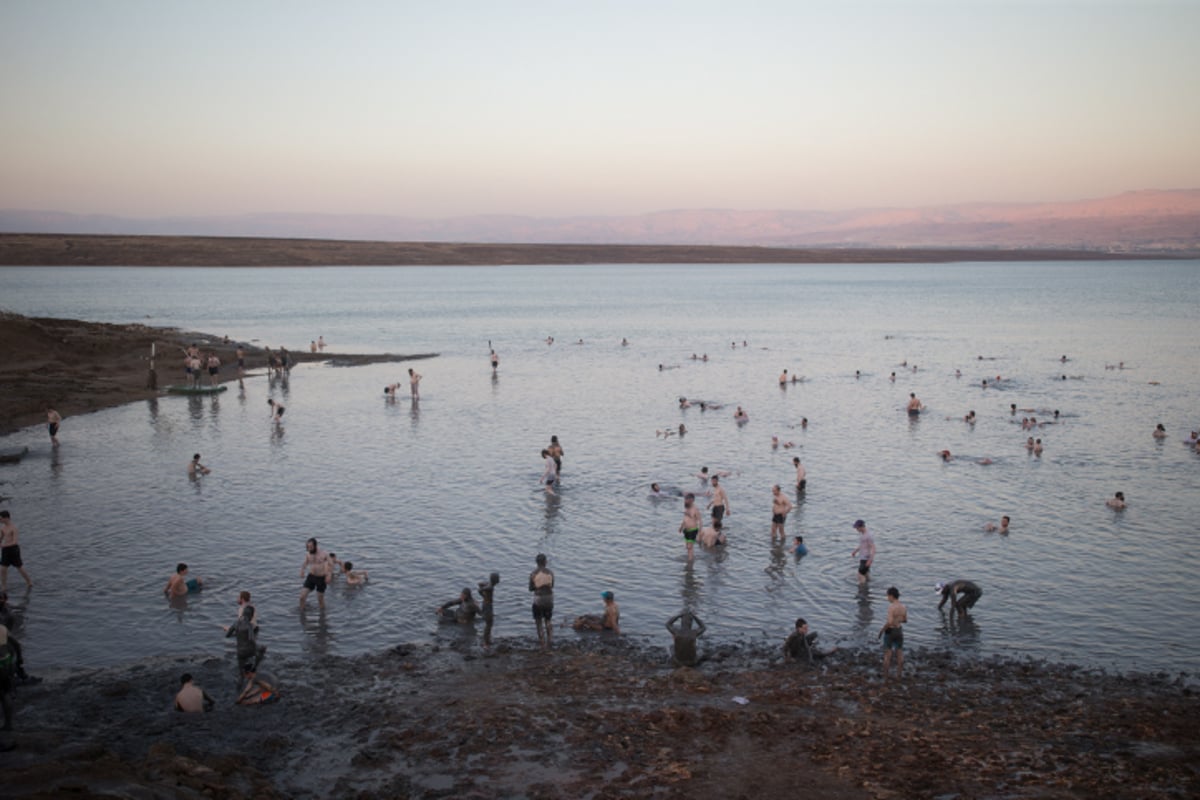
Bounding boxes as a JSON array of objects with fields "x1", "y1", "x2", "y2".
[
  {"x1": 0, "y1": 312, "x2": 435, "y2": 436},
  {"x1": 0, "y1": 233, "x2": 1165, "y2": 267}
]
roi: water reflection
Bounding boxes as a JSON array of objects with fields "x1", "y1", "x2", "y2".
[
  {"x1": 679, "y1": 561, "x2": 701, "y2": 612},
  {"x1": 938, "y1": 609, "x2": 982, "y2": 649},
  {"x1": 49, "y1": 446, "x2": 63, "y2": 480},
  {"x1": 410, "y1": 397, "x2": 420, "y2": 425},
  {"x1": 299, "y1": 607, "x2": 333, "y2": 659},
  {"x1": 854, "y1": 585, "x2": 875, "y2": 638}
]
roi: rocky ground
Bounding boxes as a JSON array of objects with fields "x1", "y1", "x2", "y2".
[
  {"x1": 1, "y1": 636, "x2": 1195, "y2": 799},
  {"x1": 0, "y1": 312, "x2": 435, "y2": 435}
]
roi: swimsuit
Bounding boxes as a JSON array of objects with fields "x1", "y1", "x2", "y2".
[
  {"x1": 858, "y1": 560, "x2": 870, "y2": 575},
  {"x1": 712, "y1": 505, "x2": 725, "y2": 521},
  {"x1": 48, "y1": 423, "x2": 59, "y2": 437},
  {"x1": 304, "y1": 573, "x2": 327, "y2": 593},
  {"x1": 0, "y1": 545, "x2": 22, "y2": 567},
  {"x1": 772, "y1": 513, "x2": 785, "y2": 524},
  {"x1": 683, "y1": 528, "x2": 699, "y2": 542}
]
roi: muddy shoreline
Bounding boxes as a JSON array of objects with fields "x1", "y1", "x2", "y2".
[
  {"x1": 1, "y1": 636, "x2": 1196, "y2": 799},
  {"x1": 0, "y1": 312, "x2": 436, "y2": 436}
]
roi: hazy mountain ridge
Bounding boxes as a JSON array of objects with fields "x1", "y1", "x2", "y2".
[{"x1": 3, "y1": 189, "x2": 1198, "y2": 252}]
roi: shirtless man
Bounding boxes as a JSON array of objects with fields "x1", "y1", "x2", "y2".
[
  {"x1": 490, "y1": 349, "x2": 499, "y2": 372},
  {"x1": 45, "y1": 407, "x2": 62, "y2": 445},
  {"x1": 734, "y1": 406, "x2": 749, "y2": 422},
  {"x1": 679, "y1": 494, "x2": 702, "y2": 561},
  {"x1": 529, "y1": 554, "x2": 555, "y2": 649},
  {"x1": 478, "y1": 572, "x2": 499, "y2": 648},
  {"x1": 1153, "y1": 424, "x2": 1167, "y2": 439},
  {"x1": 770, "y1": 485, "x2": 793, "y2": 543},
  {"x1": 852, "y1": 520, "x2": 875, "y2": 585},
  {"x1": 437, "y1": 588, "x2": 481, "y2": 624},
  {"x1": 317, "y1": 336, "x2": 326, "y2": 351},
  {"x1": 1106, "y1": 491, "x2": 1127, "y2": 510},
  {"x1": 174, "y1": 674, "x2": 215, "y2": 713},
  {"x1": 299, "y1": 537, "x2": 333, "y2": 609},
  {"x1": 268, "y1": 398, "x2": 285, "y2": 422},
  {"x1": 779, "y1": 369, "x2": 788, "y2": 385},
  {"x1": 879, "y1": 587, "x2": 907, "y2": 679},
  {"x1": 666, "y1": 611, "x2": 706, "y2": 667},
  {"x1": 540, "y1": 449, "x2": 558, "y2": 495},
  {"x1": 548, "y1": 436, "x2": 564, "y2": 478},
  {"x1": 310, "y1": 340, "x2": 318, "y2": 353},
  {"x1": 984, "y1": 515, "x2": 1010, "y2": 533},
  {"x1": 707, "y1": 476, "x2": 730, "y2": 523},
  {"x1": 793, "y1": 457, "x2": 807, "y2": 491},
  {"x1": 907, "y1": 393, "x2": 922, "y2": 415},
  {"x1": 0, "y1": 512, "x2": 32, "y2": 591},
  {"x1": 408, "y1": 368, "x2": 422, "y2": 399},
  {"x1": 187, "y1": 453, "x2": 211, "y2": 476},
  {"x1": 936, "y1": 580, "x2": 983, "y2": 616},
  {"x1": 206, "y1": 353, "x2": 221, "y2": 386},
  {"x1": 697, "y1": 519, "x2": 726, "y2": 547},
  {"x1": 574, "y1": 591, "x2": 620, "y2": 633},
  {"x1": 163, "y1": 563, "x2": 201, "y2": 597},
  {"x1": 235, "y1": 345, "x2": 246, "y2": 378}
]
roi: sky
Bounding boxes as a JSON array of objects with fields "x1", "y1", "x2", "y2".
[{"x1": 2, "y1": 0, "x2": 1198, "y2": 218}]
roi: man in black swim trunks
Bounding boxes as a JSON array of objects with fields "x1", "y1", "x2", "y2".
[
  {"x1": 529, "y1": 554, "x2": 554, "y2": 649},
  {"x1": 0, "y1": 512, "x2": 32, "y2": 592},
  {"x1": 299, "y1": 537, "x2": 332, "y2": 609},
  {"x1": 936, "y1": 580, "x2": 982, "y2": 617}
]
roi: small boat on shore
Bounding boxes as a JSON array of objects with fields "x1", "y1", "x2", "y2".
[
  {"x1": 164, "y1": 385, "x2": 228, "y2": 396},
  {"x1": 0, "y1": 446, "x2": 30, "y2": 464}
]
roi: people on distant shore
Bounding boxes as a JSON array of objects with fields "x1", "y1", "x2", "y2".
[
  {"x1": 666, "y1": 611, "x2": 706, "y2": 667},
  {"x1": 236, "y1": 345, "x2": 246, "y2": 379},
  {"x1": 880, "y1": 587, "x2": 907, "y2": 679},
  {"x1": 1106, "y1": 491, "x2": 1127, "y2": 510},
  {"x1": 770, "y1": 485, "x2": 793, "y2": 543},
  {"x1": 529, "y1": 554, "x2": 555, "y2": 649},
  {"x1": 188, "y1": 453, "x2": 211, "y2": 476},
  {"x1": 936, "y1": 580, "x2": 982, "y2": 617},
  {"x1": 299, "y1": 537, "x2": 333, "y2": 609},
  {"x1": 163, "y1": 563, "x2": 201, "y2": 598},
  {"x1": 784, "y1": 618, "x2": 835, "y2": 662},
  {"x1": 317, "y1": 336, "x2": 325, "y2": 351},
  {"x1": 852, "y1": 520, "x2": 875, "y2": 585},
  {"x1": 437, "y1": 588, "x2": 480, "y2": 624},
  {"x1": 0, "y1": 512, "x2": 32, "y2": 592},
  {"x1": 984, "y1": 515, "x2": 1010, "y2": 534},
  {"x1": 574, "y1": 591, "x2": 620, "y2": 634},
  {"x1": 206, "y1": 353, "x2": 220, "y2": 386}
]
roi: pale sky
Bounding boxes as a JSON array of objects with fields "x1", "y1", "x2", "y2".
[{"x1": 2, "y1": 0, "x2": 1198, "y2": 218}]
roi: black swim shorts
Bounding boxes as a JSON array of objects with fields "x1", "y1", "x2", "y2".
[
  {"x1": 772, "y1": 513, "x2": 785, "y2": 525},
  {"x1": 858, "y1": 559, "x2": 870, "y2": 576},
  {"x1": 797, "y1": 479, "x2": 807, "y2": 491},
  {"x1": 531, "y1": 601, "x2": 553, "y2": 621},
  {"x1": 304, "y1": 573, "x2": 327, "y2": 593},
  {"x1": 0, "y1": 545, "x2": 21, "y2": 568},
  {"x1": 48, "y1": 423, "x2": 59, "y2": 437}
]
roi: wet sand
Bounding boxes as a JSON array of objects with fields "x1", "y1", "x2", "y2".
[
  {"x1": 0, "y1": 233, "x2": 1147, "y2": 267},
  {"x1": 0, "y1": 312, "x2": 436, "y2": 435},
  {"x1": 1, "y1": 637, "x2": 1196, "y2": 799}
]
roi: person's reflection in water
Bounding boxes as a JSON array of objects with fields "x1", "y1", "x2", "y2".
[
  {"x1": 146, "y1": 397, "x2": 159, "y2": 426},
  {"x1": 679, "y1": 561, "x2": 702, "y2": 612},
  {"x1": 764, "y1": 539, "x2": 788, "y2": 583},
  {"x1": 187, "y1": 395, "x2": 204, "y2": 423},
  {"x1": 299, "y1": 606, "x2": 333, "y2": 659},
  {"x1": 854, "y1": 584, "x2": 875, "y2": 638},
  {"x1": 410, "y1": 397, "x2": 420, "y2": 426},
  {"x1": 49, "y1": 445, "x2": 63, "y2": 480}
]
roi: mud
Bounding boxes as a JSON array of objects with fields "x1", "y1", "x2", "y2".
[{"x1": 1, "y1": 637, "x2": 1196, "y2": 799}]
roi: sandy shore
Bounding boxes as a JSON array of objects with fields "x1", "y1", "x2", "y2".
[
  {"x1": 0, "y1": 636, "x2": 1195, "y2": 798},
  {"x1": 0, "y1": 233, "x2": 1148, "y2": 267},
  {"x1": 0, "y1": 312, "x2": 436, "y2": 436}
]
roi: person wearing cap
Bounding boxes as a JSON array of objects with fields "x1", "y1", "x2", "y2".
[
  {"x1": 851, "y1": 520, "x2": 875, "y2": 585},
  {"x1": 529, "y1": 554, "x2": 555, "y2": 649},
  {"x1": 936, "y1": 580, "x2": 982, "y2": 617},
  {"x1": 437, "y1": 588, "x2": 481, "y2": 624},
  {"x1": 478, "y1": 572, "x2": 500, "y2": 649},
  {"x1": 573, "y1": 591, "x2": 620, "y2": 634},
  {"x1": 879, "y1": 587, "x2": 907, "y2": 679},
  {"x1": 770, "y1": 485, "x2": 793, "y2": 543}
]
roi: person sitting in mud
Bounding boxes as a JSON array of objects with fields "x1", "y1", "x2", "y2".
[
  {"x1": 666, "y1": 611, "x2": 706, "y2": 667},
  {"x1": 784, "y1": 618, "x2": 836, "y2": 663},
  {"x1": 174, "y1": 673, "x2": 215, "y2": 713},
  {"x1": 235, "y1": 665, "x2": 278, "y2": 706},
  {"x1": 341, "y1": 561, "x2": 368, "y2": 585},
  {"x1": 437, "y1": 588, "x2": 480, "y2": 624},
  {"x1": 936, "y1": 580, "x2": 983, "y2": 616},
  {"x1": 574, "y1": 591, "x2": 621, "y2": 634},
  {"x1": 164, "y1": 563, "x2": 202, "y2": 598},
  {"x1": 225, "y1": 605, "x2": 266, "y2": 672}
]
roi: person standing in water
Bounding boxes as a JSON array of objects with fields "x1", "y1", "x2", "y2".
[
  {"x1": 478, "y1": 572, "x2": 500, "y2": 649},
  {"x1": 852, "y1": 520, "x2": 875, "y2": 585},
  {"x1": 235, "y1": 345, "x2": 246, "y2": 379},
  {"x1": 793, "y1": 457, "x2": 807, "y2": 491},
  {"x1": 770, "y1": 485, "x2": 793, "y2": 543},
  {"x1": 187, "y1": 454, "x2": 211, "y2": 476},
  {"x1": 408, "y1": 368, "x2": 422, "y2": 399},
  {"x1": 907, "y1": 393, "x2": 923, "y2": 415},
  {"x1": 547, "y1": 435, "x2": 564, "y2": 479},
  {"x1": 225, "y1": 604, "x2": 266, "y2": 671},
  {"x1": 880, "y1": 587, "x2": 907, "y2": 680},
  {"x1": 529, "y1": 554, "x2": 555, "y2": 649},
  {"x1": 679, "y1": 493, "x2": 701, "y2": 561},
  {"x1": 666, "y1": 611, "x2": 706, "y2": 666},
  {"x1": 708, "y1": 476, "x2": 730, "y2": 523},
  {"x1": 45, "y1": 407, "x2": 62, "y2": 446},
  {"x1": 0, "y1": 512, "x2": 32, "y2": 592},
  {"x1": 299, "y1": 537, "x2": 333, "y2": 609},
  {"x1": 490, "y1": 349, "x2": 499, "y2": 372}
]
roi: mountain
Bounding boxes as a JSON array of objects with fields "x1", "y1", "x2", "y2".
[{"x1": 2, "y1": 189, "x2": 1198, "y2": 253}]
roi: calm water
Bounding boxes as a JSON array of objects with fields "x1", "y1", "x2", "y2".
[{"x1": 1, "y1": 262, "x2": 1198, "y2": 674}]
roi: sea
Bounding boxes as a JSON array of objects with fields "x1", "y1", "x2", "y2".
[{"x1": 0, "y1": 261, "x2": 1198, "y2": 676}]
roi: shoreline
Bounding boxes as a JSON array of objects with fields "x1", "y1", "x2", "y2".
[
  {"x1": 2, "y1": 638, "x2": 1196, "y2": 798},
  {"x1": 0, "y1": 233, "x2": 1175, "y2": 267},
  {"x1": 0, "y1": 312, "x2": 436, "y2": 436}
]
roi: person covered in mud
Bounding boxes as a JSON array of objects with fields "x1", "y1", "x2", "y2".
[
  {"x1": 478, "y1": 573, "x2": 500, "y2": 649},
  {"x1": 784, "y1": 618, "x2": 835, "y2": 663},
  {"x1": 437, "y1": 588, "x2": 480, "y2": 624},
  {"x1": 936, "y1": 580, "x2": 982, "y2": 617},
  {"x1": 235, "y1": 664, "x2": 278, "y2": 706},
  {"x1": 224, "y1": 604, "x2": 266, "y2": 672},
  {"x1": 174, "y1": 673, "x2": 215, "y2": 712},
  {"x1": 573, "y1": 591, "x2": 620, "y2": 634},
  {"x1": 666, "y1": 610, "x2": 706, "y2": 667},
  {"x1": 529, "y1": 553, "x2": 555, "y2": 649}
]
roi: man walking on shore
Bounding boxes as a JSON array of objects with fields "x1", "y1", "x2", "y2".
[
  {"x1": 0, "y1": 512, "x2": 32, "y2": 592},
  {"x1": 45, "y1": 407, "x2": 61, "y2": 446},
  {"x1": 529, "y1": 554, "x2": 554, "y2": 649}
]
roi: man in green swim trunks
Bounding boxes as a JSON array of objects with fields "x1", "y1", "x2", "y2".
[{"x1": 679, "y1": 493, "x2": 701, "y2": 561}]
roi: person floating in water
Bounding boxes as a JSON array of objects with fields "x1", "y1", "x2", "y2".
[
  {"x1": 770, "y1": 485, "x2": 793, "y2": 543},
  {"x1": 437, "y1": 587, "x2": 480, "y2": 624},
  {"x1": 164, "y1": 563, "x2": 202, "y2": 598},
  {"x1": 983, "y1": 515, "x2": 1010, "y2": 534},
  {"x1": 188, "y1": 453, "x2": 211, "y2": 476},
  {"x1": 907, "y1": 393, "x2": 923, "y2": 415},
  {"x1": 1106, "y1": 491, "x2": 1127, "y2": 510},
  {"x1": 666, "y1": 611, "x2": 706, "y2": 667},
  {"x1": 879, "y1": 587, "x2": 907, "y2": 680},
  {"x1": 574, "y1": 591, "x2": 620, "y2": 634},
  {"x1": 936, "y1": 580, "x2": 982, "y2": 617}
]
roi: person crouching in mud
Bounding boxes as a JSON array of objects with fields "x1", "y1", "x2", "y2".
[
  {"x1": 666, "y1": 611, "x2": 706, "y2": 666},
  {"x1": 437, "y1": 588, "x2": 480, "y2": 624}
]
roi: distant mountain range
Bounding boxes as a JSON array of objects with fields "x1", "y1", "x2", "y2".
[{"x1": 3, "y1": 189, "x2": 1198, "y2": 253}]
